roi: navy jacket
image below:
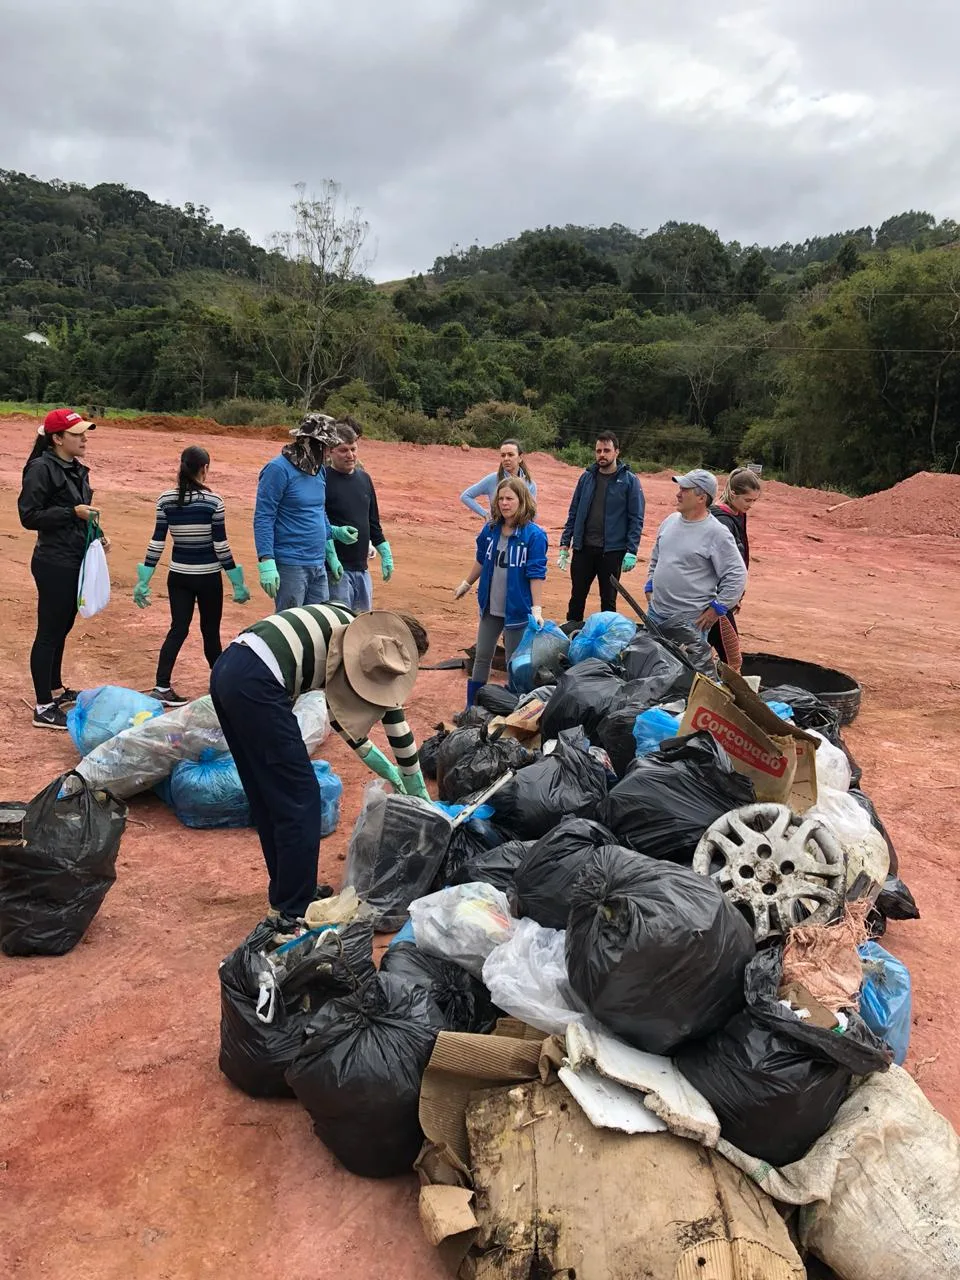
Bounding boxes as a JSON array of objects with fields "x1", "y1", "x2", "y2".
[
  {"x1": 475, "y1": 520, "x2": 548, "y2": 629},
  {"x1": 560, "y1": 461, "x2": 644, "y2": 554}
]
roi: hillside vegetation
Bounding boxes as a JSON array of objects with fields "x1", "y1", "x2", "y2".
[{"x1": 3, "y1": 168, "x2": 960, "y2": 492}]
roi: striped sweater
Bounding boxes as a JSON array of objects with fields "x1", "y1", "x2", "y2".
[
  {"x1": 240, "y1": 603, "x2": 420, "y2": 776},
  {"x1": 144, "y1": 488, "x2": 236, "y2": 575}
]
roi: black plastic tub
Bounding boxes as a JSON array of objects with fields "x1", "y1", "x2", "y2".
[{"x1": 739, "y1": 653, "x2": 862, "y2": 725}]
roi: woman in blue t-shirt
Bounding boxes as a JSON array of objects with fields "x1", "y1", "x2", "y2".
[
  {"x1": 459, "y1": 438, "x2": 537, "y2": 518},
  {"x1": 453, "y1": 477, "x2": 548, "y2": 707}
]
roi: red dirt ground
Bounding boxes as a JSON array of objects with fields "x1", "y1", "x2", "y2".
[
  {"x1": 1, "y1": 421, "x2": 957, "y2": 1279},
  {"x1": 827, "y1": 469, "x2": 960, "y2": 536}
]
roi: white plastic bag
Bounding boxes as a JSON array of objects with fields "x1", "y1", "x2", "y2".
[
  {"x1": 808, "y1": 730, "x2": 852, "y2": 792},
  {"x1": 292, "y1": 690, "x2": 330, "y2": 750},
  {"x1": 809, "y1": 785, "x2": 874, "y2": 843},
  {"x1": 482, "y1": 917, "x2": 585, "y2": 1035},
  {"x1": 77, "y1": 538, "x2": 110, "y2": 618},
  {"x1": 409, "y1": 883, "x2": 515, "y2": 977}
]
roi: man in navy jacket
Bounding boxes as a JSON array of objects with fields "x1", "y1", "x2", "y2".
[{"x1": 558, "y1": 432, "x2": 645, "y2": 621}]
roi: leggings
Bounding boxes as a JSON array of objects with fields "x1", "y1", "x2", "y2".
[
  {"x1": 30, "y1": 556, "x2": 81, "y2": 704},
  {"x1": 156, "y1": 570, "x2": 224, "y2": 687},
  {"x1": 471, "y1": 612, "x2": 523, "y2": 683}
]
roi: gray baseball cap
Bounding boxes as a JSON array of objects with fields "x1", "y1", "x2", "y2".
[{"x1": 673, "y1": 469, "x2": 718, "y2": 501}]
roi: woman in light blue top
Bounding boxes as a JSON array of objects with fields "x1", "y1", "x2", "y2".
[{"x1": 460, "y1": 438, "x2": 537, "y2": 518}]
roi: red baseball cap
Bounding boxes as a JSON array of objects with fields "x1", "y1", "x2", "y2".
[{"x1": 42, "y1": 408, "x2": 96, "y2": 436}]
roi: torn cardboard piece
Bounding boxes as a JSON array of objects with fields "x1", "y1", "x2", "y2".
[
  {"x1": 465, "y1": 1080, "x2": 805, "y2": 1280},
  {"x1": 680, "y1": 665, "x2": 819, "y2": 809},
  {"x1": 487, "y1": 697, "x2": 546, "y2": 748}
]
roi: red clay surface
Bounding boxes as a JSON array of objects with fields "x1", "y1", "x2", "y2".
[
  {"x1": 0, "y1": 420, "x2": 957, "y2": 1279},
  {"x1": 826, "y1": 469, "x2": 960, "y2": 536}
]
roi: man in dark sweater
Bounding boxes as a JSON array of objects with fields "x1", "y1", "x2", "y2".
[
  {"x1": 558, "y1": 431, "x2": 645, "y2": 621},
  {"x1": 324, "y1": 422, "x2": 393, "y2": 613}
]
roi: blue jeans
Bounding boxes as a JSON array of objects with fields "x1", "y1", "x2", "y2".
[
  {"x1": 275, "y1": 562, "x2": 328, "y2": 612},
  {"x1": 328, "y1": 569, "x2": 373, "y2": 613}
]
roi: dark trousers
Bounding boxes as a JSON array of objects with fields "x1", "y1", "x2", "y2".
[
  {"x1": 210, "y1": 643, "x2": 322, "y2": 917},
  {"x1": 567, "y1": 547, "x2": 623, "y2": 621},
  {"x1": 156, "y1": 570, "x2": 224, "y2": 687},
  {"x1": 30, "y1": 556, "x2": 80, "y2": 704}
]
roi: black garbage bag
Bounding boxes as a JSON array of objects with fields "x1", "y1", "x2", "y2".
[
  {"x1": 598, "y1": 678, "x2": 682, "y2": 778},
  {"x1": 876, "y1": 874, "x2": 920, "y2": 921},
  {"x1": 540, "y1": 659, "x2": 624, "y2": 741},
  {"x1": 285, "y1": 973, "x2": 446, "y2": 1178},
  {"x1": 380, "y1": 940, "x2": 498, "y2": 1032},
  {"x1": 447, "y1": 839, "x2": 533, "y2": 894},
  {"x1": 419, "y1": 725, "x2": 450, "y2": 781},
  {"x1": 849, "y1": 788, "x2": 899, "y2": 873},
  {"x1": 475, "y1": 684, "x2": 519, "y2": 717},
  {"x1": 218, "y1": 918, "x2": 376, "y2": 1098},
  {"x1": 343, "y1": 786, "x2": 453, "y2": 932},
  {"x1": 514, "y1": 817, "x2": 616, "y2": 929},
  {"x1": 491, "y1": 730, "x2": 608, "y2": 840},
  {"x1": 675, "y1": 946, "x2": 890, "y2": 1166},
  {"x1": 437, "y1": 724, "x2": 537, "y2": 803},
  {"x1": 438, "y1": 816, "x2": 510, "y2": 886},
  {"x1": 453, "y1": 705, "x2": 492, "y2": 728},
  {"x1": 599, "y1": 732, "x2": 755, "y2": 865},
  {"x1": 617, "y1": 630, "x2": 689, "y2": 697},
  {"x1": 762, "y1": 684, "x2": 862, "y2": 787},
  {"x1": 645, "y1": 618, "x2": 718, "y2": 679},
  {"x1": 566, "y1": 845, "x2": 754, "y2": 1054},
  {"x1": 0, "y1": 772, "x2": 127, "y2": 956}
]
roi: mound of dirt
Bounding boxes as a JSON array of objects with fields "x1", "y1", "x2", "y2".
[
  {"x1": 109, "y1": 414, "x2": 290, "y2": 440},
  {"x1": 826, "y1": 471, "x2": 960, "y2": 537}
]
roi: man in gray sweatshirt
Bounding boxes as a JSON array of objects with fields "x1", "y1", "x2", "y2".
[{"x1": 644, "y1": 469, "x2": 747, "y2": 637}]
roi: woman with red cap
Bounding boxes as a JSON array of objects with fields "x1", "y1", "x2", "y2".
[{"x1": 18, "y1": 409, "x2": 108, "y2": 729}]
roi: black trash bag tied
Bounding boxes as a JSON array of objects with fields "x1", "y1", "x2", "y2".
[
  {"x1": 419, "y1": 724, "x2": 450, "y2": 781},
  {"x1": 491, "y1": 728, "x2": 608, "y2": 840},
  {"x1": 218, "y1": 918, "x2": 376, "y2": 1099},
  {"x1": 0, "y1": 771, "x2": 126, "y2": 957},
  {"x1": 599, "y1": 731, "x2": 756, "y2": 865},
  {"x1": 285, "y1": 973, "x2": 446, "y2": 1179},
  {"x1": 675, "y1": 944, "x2": 890, "y2": 1167},
  {"x1": 452, "y1": 705, "x2": 492, "y2": 729},
  {"x1": 566, "y1": 844, "x2": 755, "y2": 1055},
  {"x1": 447, "y1": 838, "x2": 534, "y2": 894},
  {"x1": 598, "y1": 677, "x2": 683, "y2": 778},
  {"x1": 380, "y1": 940, "x2": 498, "y2": 1033},
  {"x1": 437, "y1": 722, "x2": 537, "y2": 804},
  {"x1": 475, "y1": 684, "x2": 519, "y2": 717},
  {"x1": 514, "y1": 817, "x2": 616, "y2": 929},
  {"x1": 617, "y1": 630, "x2": 689, "y2": 698},
  {"x1": 540, "y1": 659, "x2": 625, "y2": 742},
  {"x1": 437, "y1": 816, "x2": 511, "y2": 888}
]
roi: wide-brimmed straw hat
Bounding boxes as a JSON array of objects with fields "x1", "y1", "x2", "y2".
[{"x1": 325, "y1": 612, "x2": 419, "y2": 739}]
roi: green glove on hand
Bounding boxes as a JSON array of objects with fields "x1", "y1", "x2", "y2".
[
  {"x1": 226, "y1": 565, "x2": 250, "y2": 604},
  {"x1": 331, "y1": 525, "x2": 359, "y2": 545},
  {"x1": 258, "y1": 558, "x2": 280, "y2": 599},
  {"x1": 325, "y1": 539, "x2": 344, "y2": 583},
  {"x1": 622, "y1": 552, "x2": 637, "y2": 572},
  {"x1": 399, "y1": 768, "x2": 430, "y2": 801},
  {"x1": 557, "y1": 548, "x2": 570, "y2": 571},
  {"x1": 376, "y1": 541, "x2": 394, "y2": 582},
  {"x1": 358, "y1": 742, "x2": 404, "y2": 790},
  {"x1": 133, "y1": 563, "x2": 154, "y2": 609}
]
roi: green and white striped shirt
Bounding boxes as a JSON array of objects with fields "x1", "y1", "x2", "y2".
[{"x1": 239, "y1": 604, "x2": 420, "y2": 776}]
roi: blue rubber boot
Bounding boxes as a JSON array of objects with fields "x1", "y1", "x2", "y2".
[{"x1": 466, "y1": 679, "x2": 485, "y2": 710}]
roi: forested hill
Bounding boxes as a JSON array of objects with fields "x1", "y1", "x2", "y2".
[{"x1": 3, "y1": 168, "x2": 960, "y2": 497}]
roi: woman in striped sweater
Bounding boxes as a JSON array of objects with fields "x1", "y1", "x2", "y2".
[
  {"x1": 134, "y1": 446, "x2": 250, "y2": 705},
  {"x1": 210, "y1": 604, "x2": 430, "y2": 927}
]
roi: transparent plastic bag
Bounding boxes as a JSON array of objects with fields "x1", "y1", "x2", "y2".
[
  {"x1": 808, "y1": 729, "x2": 853, "y2": 792},
  {"x1": 632, "y1": 707, "x2": 682, "y2": 757},
  {"x1": 409, "y1": 882, "x2": 516, "y2": 977},
  {"x1": 343, "y1": 782, "x2": 453, "y2": 932},
  {"x1": 292, "y1": 690, "x2": 330, "y2": 750},
  {"x1": 508, "y1": 616, "x2": 570, "y2": 696},
  {"x1": 809, "y1": 785, "x2": 875, "y2": 844},
  {"x1": 67, "y1": 686, "x2": 164, "y2": 756},
  {"x1": 482, "y1": 917, "x2": 585, "y2": 1035},
  {"x1": 858, "y1": 941, "x2": 911, "y2": 1065},
  {"x1": 567, "y1": 611, "x2": 637, "y2": 665}
]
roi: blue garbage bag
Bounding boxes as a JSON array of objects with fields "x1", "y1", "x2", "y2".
[
  {"x1": 633, "y1": 707, "x2": 682, "y2": 756},
  {"x1": 568, "y1": 612, "x2": 637, "y2": 665},
  {"x1": 858, "y1": 941, "x2": 911, "y2": 1065},
  {"x1": 67, "y1": 686, "x2": 164, "y2": 756},
  {"x1": 312, "y1": 759, "x2": 342, "y2": 837},
  {"x1": 170, "y1": 749, "x2": 250, "y2": 829},
  {"x1": 509, "y1": 616, "x2": 570, "y2": 696}
]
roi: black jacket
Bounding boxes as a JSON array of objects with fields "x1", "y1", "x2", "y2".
[
  {"x1": 711, "y1": 502, "x2": 749, "y2": 568},
  {"x1": 19, "y1": 452, "x2": 94, "y2": 566}
]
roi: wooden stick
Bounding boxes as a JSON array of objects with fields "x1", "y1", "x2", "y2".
[{"x1": 826, "y1": 498, "x2": 856, "y2": 513}]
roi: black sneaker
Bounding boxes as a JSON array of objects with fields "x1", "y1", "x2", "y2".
[
  {"x1": 53, "y1": 688, "x2": 80, "y2": 708},
  {"x1": 150, "y1": 687, "x2": 189, "y2": 707},
  {"x1": 33, "y1": 704, "x2": 68, "y2": 730}
]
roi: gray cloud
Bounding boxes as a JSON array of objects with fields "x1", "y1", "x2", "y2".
[{"x1": 2, "y1": 0, "x2": 958, "y2": 278}]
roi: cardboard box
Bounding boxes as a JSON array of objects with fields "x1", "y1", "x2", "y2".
[
  {"x1": 679, "y1": 665, "x2": 818, "y2": 809},
  {"x1": 487, "y1": 697, "x2": 547, "y2": 748}
]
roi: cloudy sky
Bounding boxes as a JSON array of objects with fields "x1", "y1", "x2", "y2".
[{"x1": 2, "y1": 0, "x2": 956, "y2": 278}]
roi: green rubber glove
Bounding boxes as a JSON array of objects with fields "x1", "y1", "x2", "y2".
[
  {"x1": 358, "y1": 742, "x2": 403, "y2": 789},
  {"x1": 557, "y1": 548, "x2": 570, "y2": 571},
  {"x1": 133, "y1": 563, "x2": 154, "y2": 609},
  {"x1": 399, "y1": 768, "x2": 430, "y2": 801},
  {"x1": 226, "y1": 565, "x2": 250, "y2": 604},
  {"x1": 376, "y1": 540, "x2": 394, "y2": 582},
  {"x1": 622, "y1": 552, "x2": 637, "y2": 572},
  {"x1": 331, "y1": 524, "x2": 359, "y2": 545},
  {"x1": 325, "y1": 539, "x2": 344, "y2": 583},
  {"x1": 258, "y1": 558, "x2": 280, "y2": 599}
]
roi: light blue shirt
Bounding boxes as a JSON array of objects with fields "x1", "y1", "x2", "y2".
[{"x1": 460, "y1": 471, "x2": 538, "y2": 518}]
